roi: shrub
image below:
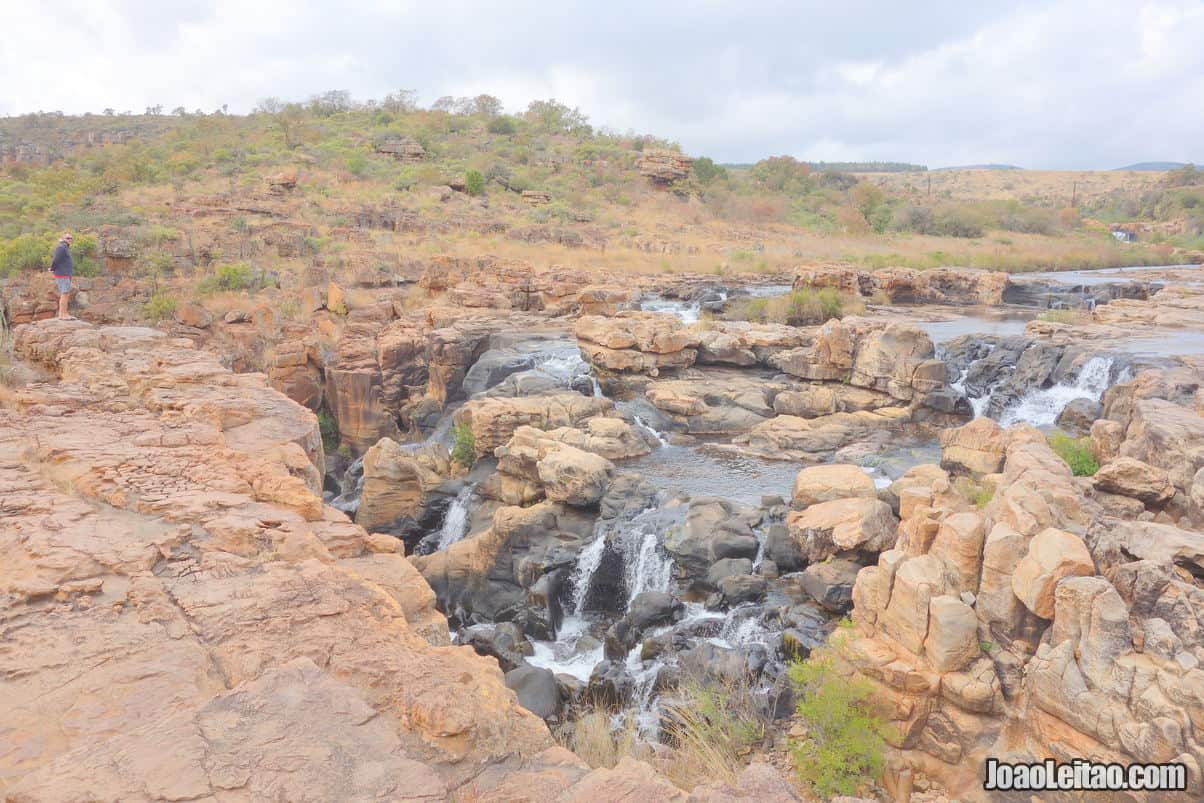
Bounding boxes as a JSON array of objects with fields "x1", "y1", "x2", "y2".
[
  {"x1": 196, "y1": 262, "x2": 259, "y2": 294},
  {"x1": 464, "y1": 169, "x2": 485, "y2": 196},
  {"x1": 1048, "y1": 433, "x2": 1099, "y2": 476},
  {"x1": 451, "y1": 422, "x2": 475, "y2": 467},
  {"x1": 954, "y1": 476, "x2": 995, "y2": 508},
  {"x1": 487, "y1": 115, "x2": 517, "y2": 135},
  {"x1": 143, "y1": 291, "x2": 177, "y2": 323},
  {"x1": 783, "y1": 287, "x2": 845, "y2": 326},
  {"x1": 317, "y1": 406, "x2": 340, "y2": 454},
  {"x1": 0, "y1": 234, "x2": 52, "y2": 276},
  {"x1": 788, "y1": 654, "x2": 889, "y2": 798},
  {"x1": 1038, "y1": 309, "x2": 1087, "y2": 325}
]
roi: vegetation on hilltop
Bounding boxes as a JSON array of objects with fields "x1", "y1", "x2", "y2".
[{"x1": 0, "y1": 91, "x2": 1194, "y2": 292}]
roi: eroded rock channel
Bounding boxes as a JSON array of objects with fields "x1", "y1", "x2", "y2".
[{"x1": 4, "y1": 262, "x2": 1204, "y2": 800}]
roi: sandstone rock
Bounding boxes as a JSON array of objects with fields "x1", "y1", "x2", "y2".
[
  {"x1": 929, "y1": 511, "x2": 986, "y2": 594},
  {"x1": 794, "y1": 264, "x2": 1008, "y2": 305},
  {"x1": 494, "y1": 425, "x2": 615, "y2": 506},
  {"x1": 638, "y1": 149, "x2": 695, "y2": 185},
  {"x1": 787, "y1": 497, "x2": 898, "y2": 562},
  {"x1": 743, "y1": 407, "x2": 911, "y2": 461},
  {"x1": 543, "y1": 417, "x2": 653, "y2": 460},
  {"x1": 458, "y1": 393, "x2": 613, "y2": 457},
  {"x1": 939, "y1": 417, "x2": 1005, "y2": 475},
  {"x1": 1011, "y1": 528, "x2": 1095, "y2": 618},
  {"x1": 173, "y1": 301, "x2": 213, "y2": 329},
  {"x1": 563, "y1": 756, "x2": 687, "y2": 801},
  {"x1": 1094, "y1": 456, "x2": 1175, "y2": 505},
  {"x1": 688, "y1": 762, "x2": 802, "y2": 802},
  {"x1": 924, "y1": 595, "x2": 979, "y2": 673},
  {"x1": 356, "y1": 437, "x2": 447, "y2": 532},
  {"x1": 575, "y1": 312, "x2": 700, "y2": 375},
  {"x1": 792, "y1": 463, "x2": 877, "y2": 509},
  {"x1": 1121, "y1": 397, "x2": 1204, "y2": 496}
]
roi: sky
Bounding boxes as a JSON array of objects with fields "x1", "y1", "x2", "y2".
[{"x1": 2, "y1": 0, "x2": 1202, "y2": 169}]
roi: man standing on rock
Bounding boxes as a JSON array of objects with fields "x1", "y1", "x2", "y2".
[{"x1": 49, "y1": 232, "x2": 75, "y2": 320}]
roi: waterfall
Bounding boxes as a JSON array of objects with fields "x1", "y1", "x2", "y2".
[
  {"x1": 590, "y1": 375, "x2": 603, "y2": 398},
  {"x1": 633, "y1": 414, "x2": 669, "y2": 447},
  {"x1": 998, "y1": 356, "x2": 1115, "y2": 427},
  {"x1": 622, "y1": 523, "x2": 673, "y2": 606},
  {"x1": 568, "y1": 534, "x2": 607, "y2": 616},
  {"x1": 329, "y1": 457, "x2": 365, "y2": 514},
  {"x1": 434, "y1": 484, "x2": 475, "y2": 551}
]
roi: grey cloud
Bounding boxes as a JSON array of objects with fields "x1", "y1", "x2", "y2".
[{"x1": 2, "y1": 0, "x2": 1201, "y2": 168}]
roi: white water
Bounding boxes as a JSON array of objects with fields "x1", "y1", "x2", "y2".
[
  {"x1": 569, "y1": 535, "x2": 607, "y2": 616},
  {"x1": 329, "y1": 456, "x2": 365, "y2": 514},
  {"x1": 633, "y1": 415, "x2": 669, "y2": 447},
  {"x1": 622, "y1": 523, "x2": 674, "y2": 605},
  {"x1": 435, "y1": 484, "x2": 475, "y2": 551},
  {"x1": 998, "y1": 356, "x2": 1114, "y2": 427}
]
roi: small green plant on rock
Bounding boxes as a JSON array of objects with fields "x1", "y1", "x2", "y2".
[
  {"x1": 1048, "y1": 432, "x2": 1099, "y2": 476},
  {"x1": 317, "y1": 406, "x2": 340, "y2": 454},
  {"x1": 464, "y1": 169, "x2": 485, "y2": 196},
  {"x1": 788, "y1": 654, "x2": 890, "y2": 798},
  {"x1": 954, "y1": 475, "x2": 995, "y2": 508},
  {"x1": 451, "y1": 422, "x2": 476, "y2": 467},
  {"x1": 143, "y1": 291, "x2": 177, "y2": 323}
]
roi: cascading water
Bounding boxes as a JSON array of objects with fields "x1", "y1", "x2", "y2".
[
  {"x1": 621, "y1": 522, "x2": 674, "y2": 605},
  {"x1": 568, "y1": 535, "x2": 607, "y2": 616},
  {"x1": 434, "y1": 484, "x2": 475, "y2": 551},
  {"x1": 998, "y1": 356, "x2": 1115, "y2": 427},
  {"x1": 633, "y1": 415, "x2": 669, "y2": 447},
  {"x1": 329, "y1": 456, "x2": 365, "y2": 514}
]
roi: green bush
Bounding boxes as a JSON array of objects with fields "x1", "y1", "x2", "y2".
[
  {"x1": 317, "y1": 406, "x2": 340, "y2": 454},
  {"x1": 143, "y1": 292, "x2": 177, "y2": 323},
  {"x1": 451, "y1": 422, "x2": 476, "y2": 467},
  {"x1": 487, "y1": 116, "x2": 517, "y2": 135},
  {"x1": 464, "y1": 169, "x2": 485, "y2": 196},
  {"x1": 1048, "y1": 433, "x2": 1099, "y2": 476},
  {"x1": 788, "y1": 654, "x2": 889, "y2": 798},
  {"x1": 197, "y1": 262, "x2": 259, "y2": 294},
  {"x1": 784, "y1": 287, "x2": 844, "y2": 325},
  {"x1": 0, "y1": 234, "x2": 52, "y2": 276}
]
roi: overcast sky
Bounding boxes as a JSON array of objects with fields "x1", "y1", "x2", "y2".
[{"x1": 2, "y1": 0, "x2": 1201, "y2": 168}]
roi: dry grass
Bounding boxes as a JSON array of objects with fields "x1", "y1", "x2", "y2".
[
  {"x1": 866, "y1": 168, "x2": 1163, "y2": 206},
  {"x1": 556, "y1": 708, "x2": 642, "y2": 769},
  {"x1": 657, "y1": 675, "x2": 769, "y2": 791}
]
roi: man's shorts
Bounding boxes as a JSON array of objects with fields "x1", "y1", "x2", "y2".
[{"x1": 54, "y1": 276, "x2": 71, "y2": 294}]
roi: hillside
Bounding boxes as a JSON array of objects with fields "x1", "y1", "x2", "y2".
[{"x1": 1, "y1": 96, "x2": 1201, "y2": 303}]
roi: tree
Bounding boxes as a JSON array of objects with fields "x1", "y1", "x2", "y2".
[
  {"x1": 172, "y1": 106, "x2": 187, "y2": 116},
  {"x1": 472, "y1": 94, "x2": 503, "y2": 117},
  {"x1": 381, "y1": 89, "x2": 417, "y2": 113},
  {"x1": 254, "y1": 97, "x2": 284, "y2": 114},
  {"x1": 487, "y1": 115, "x2": 517, "y2": 136},
  {"x1": 308, "y1": 90, "x2": 351, "y2": 116},
  {"x1": 693, "y1": 156, "x2": 728, "y2": 185},
  {"x1": 103, "y1": 108, "x2": 115, "y2": 115},
  {"x1": 273, "y1": 103, "x2": 307, "y2": 149},
  {"x1": 524, "y1": 99, "x2": 590, "y2": 135}
]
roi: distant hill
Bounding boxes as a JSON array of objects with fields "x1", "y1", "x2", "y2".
[
  {"x1": 932, "y1": 164, "x2": 1023, "y2": 171},
  {"x1": 719, "y1": 161, "x2": 926, "y2": 173},
  {"x1": 1114, "y1": 161, "x2": 1190, "y2": 171}
]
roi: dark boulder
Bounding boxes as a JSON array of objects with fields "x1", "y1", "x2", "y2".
[{"x1": 505, "y1": 664, "x2": 560, "y2": 719}]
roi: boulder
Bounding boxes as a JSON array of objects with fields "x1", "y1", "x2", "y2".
[
  {"x1": 718, "y1": 573, "x2": 768, "y2": 605},
  {"x1": 940, "y1": 417, "x2": 1005, "y2": 475},
  {"x1": 493, "y1": 426, "x2": 615, "y2": 506},
  {"x1": 458, "y1": 393, "x2": 613, "y2": 458},
  {"x1": 786, "y1": 497, "x2": 898, "y2": 562},
  {"x1": 1056, "y1": 398, "x2": 1102, "y2": 435},
  {"x1": 174, "y1": 302, "x2": 213, "y2": 329},
  {"x1": 800, "y1": 558, "x2": 862, "y2": 612},
  {"x1": 462, "y1": 622, "x2": 533, "y2": 672},
  {"x1": 356, "y1": 438, "x2": 447, "y2": 533},
  {"x1": 626, "y1": 591, "x2": 684, "y2": 631},
  {"x1": 1093, "y1": 457, "x2": 1175, "y2": 505},
  {"x1": 1011, "y1": 528, "x2": 1095, "y2": 618},
  {"x1": 791, "y1": 464, "x2": 877, "y2": 509},
  {"x1": 505, "y1": 664, "x2": 560, "y2": 720},
  {"x1": 706, "y1": 558, "x2": 755, "y2": 590}
]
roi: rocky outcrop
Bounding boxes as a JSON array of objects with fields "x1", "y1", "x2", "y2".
[
  {"x1": 356, "y1": 437, "x2": 450, "y2": 534},
  {"x1": 1, "y1": 320, "x2": 575, "y2": 798},
  {"x1": 787, "y1": 497, "x2": 898, "y2": 562},
  {"x1": 841, "y1": 417, "x2": 1204, "y2": 801},
  {"x1": 492, "y1": 425, "x2": 616, "y2": 506},
  {"x1": 791, "y1": 464, "x2": 878, "y2": 509},
  {"x1": 576, "y1": 311, "x2": 700, "y2": 375},
  {"x1": 794, "y1": 264, "x2": 1009, "y2": 306},
  {"x1": 638, "y1": 149, "x2": 695, "y2": 185},
  {"x1": 456, "y1": 392, "x2": 614, "y2": 458}
]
